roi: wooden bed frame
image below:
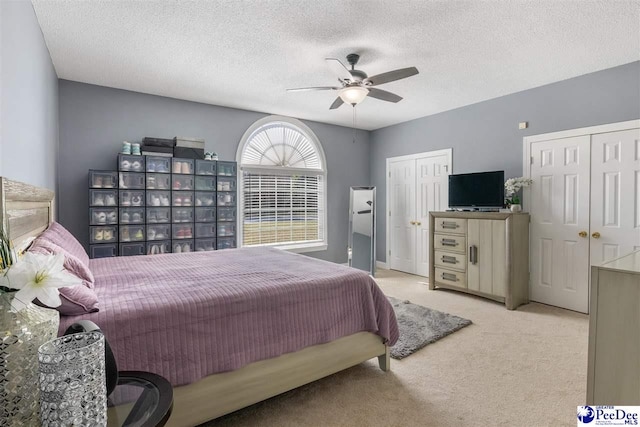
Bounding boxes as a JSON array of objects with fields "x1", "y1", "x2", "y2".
[{"x1": 1, "y1": 176, "x2": 391, "y2": 427}]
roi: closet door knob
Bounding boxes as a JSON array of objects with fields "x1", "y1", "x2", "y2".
[
  {"x1": 592, "y1": 232, "x2": 601, "y2": 239},
  {"x1": 578, "y1": 231, "x2": 587, "y2": 238},
  {"x1": 416, "y1": 221, "x2": 421, "y2": 226},
  {"x1": 410, "y1": 221, "x2": 416, "y2": 225}
]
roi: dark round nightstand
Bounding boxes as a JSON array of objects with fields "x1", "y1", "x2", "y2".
[{"x1": 107, "y1": 371, "x2": 173, "y2": 427}]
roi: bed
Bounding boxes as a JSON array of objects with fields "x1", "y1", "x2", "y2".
[{"x1": 1, "y1": 177, "x2": 399, "y2": 427}]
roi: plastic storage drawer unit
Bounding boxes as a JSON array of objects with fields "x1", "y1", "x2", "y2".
[
  {"x1": 217, "y1": 192, "x2": 236, "y2": 207},
  {"x1": 146, "y1": 173, "x2": 171, "y2": 190},
  {"x1": 120, "y1": 225, "x2": 145, "y2": 242},
  {"x1": 147, "y1": 224, "x2": 171, "y2": 241},
  {"x1": 147, "y1": 190, "x2": 171, "y2": 207},
  {"x1": 119, "y1": 190, "x2": 145, "y2": 207},
  {"x1": 172, "y1": 224, "x2": 194, "y2": 239},
  {"x1": 195, "y1": 192, "x2": 215, "y2": 207},
  {"x1": 90, "y1": 207, "x2": 118, "y2": 225},
  {"x1": 172, "y1": 240, "x2": 194, "y2": 253},
  {"x1": 119, "y1": 172, "x2": 145, "y2": 189},
  {"x1": 172, "y1": 175, "x2": 194, "y2": 191},
  {"x1": 217, "y1": 177, "x2": 236, "y2": 192},
  {"x1": 90, "y1": 226, "x2": 118, "y2": 244},
  {"x1": 146, "y1": 156, "x2": 171, "y2": 174},
  {"x1": 172, "y1": 192, "x2": 193, "y2": 207},
  {"x1": 90, "y1": 190, "x2": 118, "y2": 207},
  {"x1": 90, "y1": 244, "x2": 117, "y2": 259},
  {"x1": 172, "y1": 208, "x2": 194, "y2": 223},
  {"x1": 195, "y1": 159, "x2": 216, "y2": 176},
  {"x1": 147, "y1": 240, "x2": 171, "y2": 255},
  {"x1": 171, "y1": 158, "x2": 194, "y2": 175},
  {"x1": 120, "y1": 207, "x2": 145, "y2": 224},
  {"x1": 195, "y1": 207, "x2": 215, "y2": 223},
  {"x1": 217, "y1": 207, "x2": 236, "y2": 222},
  {"x1": 217, "y1": 161, "x2": 237, "y2": 177},
  {"x1": 217, "y1": 237, "x2": 236, "y2": 250},
  {"x1": 118, "y1": 154, "x2": 145, "y2": 172},
  {"x1": 89, "y1": 170, "x2": 117, "y2": 189},
  {"x1": 217, "y1": 223, "x2": 236, "y2": 237},
  {"x1": 195, "y1": 176, "x2": 216, "y2": 191},
  {"x1": 146, "y1": 207, "x2": 171, "y2": 223},
  {"x1": 195, "y1": 223, "x2": 216, "y2": 239},
  {"x1": 120, "y1": 242, "x2": 146, "y2": 257},
  {"x1": 195, "y1": 238, "x2": 216, "y2": 252}
]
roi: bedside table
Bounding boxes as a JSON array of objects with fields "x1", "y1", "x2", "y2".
[{"x1": 107, "y1": 371, "x2": 173, "y2": 427}]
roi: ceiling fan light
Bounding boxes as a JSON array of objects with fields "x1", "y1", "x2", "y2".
[{"x1": 339, "y1": 86, "x2": 369, "y2": 105}]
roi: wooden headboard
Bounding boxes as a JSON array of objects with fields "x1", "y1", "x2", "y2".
[{"x1": 0, "y1": 177, "x2": 55, "y2": 253}]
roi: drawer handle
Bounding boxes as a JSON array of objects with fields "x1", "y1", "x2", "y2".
[
  {"x1": 442, "y1": 222, "x2": 459, "y2": 229},
  {"x1": 441, "y1": 255, "x2": 458, "y2": 264},
  {"x1": 469, "y1": 245, "x2": 478, "y2": 265},
  {"x1": 441, "y1": 238, "x2": 458, "y2": 247},
  {"x1": 441, "y1": 272, "x2": 459, "y2": 282}
]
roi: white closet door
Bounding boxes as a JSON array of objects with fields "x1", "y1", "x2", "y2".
[
  {"x1": 530, "y1": 136, "x2": 591, "y2": 313},
  {"x1": 415, "y1": 155, "x2": 450, "y2": 277},
  {"x1": 389, "y1": 159, "x2": 416, "y2": 273},
  {"x1": 590, "y1": 129, "x2": 640, "y2": 265}
]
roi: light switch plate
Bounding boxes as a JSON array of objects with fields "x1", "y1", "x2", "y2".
[{"x1": 518, "y1": 121, "x2": 528, "y2": 130}]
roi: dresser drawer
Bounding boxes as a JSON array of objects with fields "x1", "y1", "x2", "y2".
[
  {"x1": 435, "y1": 250, "x2": 467, "y2": 272},
  {"x1": 434, "y1": 267, "x2": 467, "y2": 288},
  {"x1": 434, "y1": 233, "x2": 466, "y2": 253},
  {"x1": 435, "y1": 218, "x2": 467, "y2": 234}
]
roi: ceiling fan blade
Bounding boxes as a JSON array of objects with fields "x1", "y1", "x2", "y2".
[
  {"x1": 367, "y1": 88, "x2": 403, "y2": 103},
  {"x1": 329, "y1": 96, "x2": 344, "y2": 110},
  {"x1": 325, "y1": 58, "x2": 353, "y2": 82},
  {"x1": 365, "y1": 67, "x2": 419, "y2": 86},
  {"x1": 287, "y1": 86, "x2": 340, "y2": 92}
]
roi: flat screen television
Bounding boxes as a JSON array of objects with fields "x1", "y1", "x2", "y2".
[{"x1": 448, "y1": 171, "x2": 505, "y2": 210}]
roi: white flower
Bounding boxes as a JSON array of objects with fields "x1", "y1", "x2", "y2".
[
  {"x1": 504, "y1": 177, "x2": 533, "y2": 196},
  {"x1": 2, "y1": 252, "x2": 82, "y2": 311}
]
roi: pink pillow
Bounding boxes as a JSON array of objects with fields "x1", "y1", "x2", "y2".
[
  {"x1": 39, "y1": 222, "x2": 90, "y2": 268},
  {"x1": 28, "y1": 238, "x2": 99, "y2": 315}
]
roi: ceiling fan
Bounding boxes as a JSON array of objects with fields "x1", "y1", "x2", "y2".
[{"x1": 287, "y1": 53, "x2": 419, "y2": 109}]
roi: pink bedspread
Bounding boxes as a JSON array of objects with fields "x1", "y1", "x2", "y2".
[{"x1": 59, "y1": 248, "x2": 398, "y2": 386}]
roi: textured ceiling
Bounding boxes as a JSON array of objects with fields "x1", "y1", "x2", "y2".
[{"x1": 32, "y1": 0, "x2": 640, "y2": 130}]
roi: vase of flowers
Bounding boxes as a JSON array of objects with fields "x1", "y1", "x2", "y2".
[
  {"x1": 0, "y1": 226, "x2": 81, "y2": 425},
  {"x1": 505, "y1": 177, "x2": 533, "y2": 213}
]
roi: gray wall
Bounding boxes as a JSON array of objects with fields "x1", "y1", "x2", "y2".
[
  {"x1": 0, "y1": 0, "x2": 58, "y2": 190},
  {"x1": 58, "y1": 80, "x2": 370, "y2": 263},
  {"x1": 371, "y1": 61, "x2": 640, "y2": 262}
]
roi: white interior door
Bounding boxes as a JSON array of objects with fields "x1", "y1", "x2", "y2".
[
  {"x1": 590, "y1": 129, "x2": 640, "y2": 264},
  {"x1": 530, "y1": 135, "x2": 591, "y2": 313},
  {"x1": 389, "y1": 159, "x2": 416, "y2": 273},
  {"x1": 415, "y1": 155, "x2": 450, "y2": 276}
]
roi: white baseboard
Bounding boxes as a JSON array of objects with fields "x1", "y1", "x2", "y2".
[{"x1": 376, "y1": 261, "x2": 389, "y2": 270}]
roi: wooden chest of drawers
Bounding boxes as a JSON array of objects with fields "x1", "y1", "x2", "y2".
[{"x1": 429, "y1": 212, "x2": 530, "y2": 310}]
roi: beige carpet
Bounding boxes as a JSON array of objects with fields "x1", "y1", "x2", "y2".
[{"x1": 205, "y1": 269, "x2": 588, "y2": 427}]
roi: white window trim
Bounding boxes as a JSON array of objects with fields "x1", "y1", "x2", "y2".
[{"x1": 236, "y1": 115, "x2": 328, "y2": 252}]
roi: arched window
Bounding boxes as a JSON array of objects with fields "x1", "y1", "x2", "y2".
[{"x1": 237, "y1": 116, "x2": 327, "y2": 251}]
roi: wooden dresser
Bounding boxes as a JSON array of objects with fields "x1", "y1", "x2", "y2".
[
  {"x1": 428, "y1": 211, "x2": 530, "y2": 310},
  {"x1": 587, "y1": 251, "x2": 640, "y2": 405}
]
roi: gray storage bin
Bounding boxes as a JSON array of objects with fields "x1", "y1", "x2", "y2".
[
  {"x1": 217, "y1": 207, "x2": 236, "y2": 222},
  {"x1": 171, "y1": 158, "x2": 194, "y2": 174},
  {"x1": 172, "y1": 208, "x2": 194, "y2": 223},
  {"x1": 120, "y1": 225, "x2": 145, "y2": 242},
  {"x1": 172, "y1": 192, "x2": 194, "y2": 207},
  {"x1": 195, "y1": 207, "x2": 215, "y2": 223},
  {"x1": 172, "y1": 175, "x2": 194, "y2": 191},
  {"x1": 195, "y1": 176, "x2": 216, "y2": 191},
  {"x1": 119, "y1": 172, "x2": 145, "y2": 189},
  {"x1": 217, "y1": 223, "x2": 236, "y2": 237},
  {"x1": 217, "y1": 192, "x2": 236, "y2": 207},
  {"x1": 216, "y1": 161, "x2": 237, "y2": 177},
  {"x1": 89, "y1": 170, "x2": 118, "y2": 189},
  {"x1": 216, "y1": 177, "x2": 236, "y2": 192}
]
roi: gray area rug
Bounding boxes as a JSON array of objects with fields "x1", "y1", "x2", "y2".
[{"x1": 388, "y1": 296, "x2": 472, "y2": 359}]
